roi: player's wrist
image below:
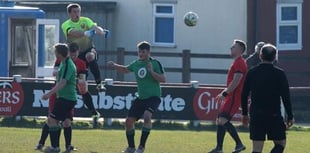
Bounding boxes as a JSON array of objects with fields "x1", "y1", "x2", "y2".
[{"x1": 222, "y1": 91, "x2": 228, "y2": 97}]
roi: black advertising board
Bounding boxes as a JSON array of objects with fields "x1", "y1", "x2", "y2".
[{"x1": 1, "y1": 81, "x2": 246, "y2": 121}]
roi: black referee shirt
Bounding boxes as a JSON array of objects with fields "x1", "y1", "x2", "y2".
[{"x1": 241, "y1": 63, "x2": 293, "y2": 120}]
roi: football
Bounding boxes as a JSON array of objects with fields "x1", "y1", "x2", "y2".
[{"x1": 184, "y1": 11, "x2": 199, "y2": 27}]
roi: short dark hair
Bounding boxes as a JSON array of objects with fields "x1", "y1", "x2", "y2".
[
  {"x1": 234, "y1": 39, "x2": 247, "y2": 53},
  {"x1": 67, "y1": 3, "x2": 81, "y2": 13},
  {"x1": 137, "y1": 41, "x2": 151, "y2": 51},
  {"x1": 260, "y1": 44, "x2": 277, "y2": 62},
  {"x1": 54, "y1": 43, "x2": 69, "y2": 58},
  {"x1": 69, "y1": 42, "x2": 79, "y2": 53}
]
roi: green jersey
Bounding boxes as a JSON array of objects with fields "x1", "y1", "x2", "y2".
[
  {"x1": 127, "y1": 58, "x2": 165, "y2": 99},
  {"x1": 61, "y1": 16, "x2": 96, "y2": 52},
  {"x1": 56, "y1": 58, "x2": 77, "y2": 101}
]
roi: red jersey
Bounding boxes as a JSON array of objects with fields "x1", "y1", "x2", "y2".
[
  {"x1": 226, "y1": 56, "x2": 247, "y2": 97},
  {"x1": 220, "y1": 56, "x2": 247, "y2": 116},
  {"x1": 55, "y1": 58, "x2": 86, "y2": 75}
]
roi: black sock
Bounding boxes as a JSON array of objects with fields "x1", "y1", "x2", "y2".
[
  {"x1": 88, "y1": 61, "x2": 101, "y2": 84},
  {"x1": 64, "y1": 126, "x2": 72, "y2": 147},
  {"x1": 139, "y1": 127, "x2": 151, "y2": 148},
  {"x1": 82, "y1": 92, "x2": 97, "y2": 115},
  {"x1": 126, "y1": 129, "x2": 135, "y2": 148},
  {"x1": 216, "y1": 125, "x2": 226, "y2": 150},
  {"x1": 270, "y1": 144, "x2": 284, "y2": 153},
  {"x1": 49, "y1": 126, "x2": 61, "y2": 148},
  {"x1": 252, "y1": 152, "x2": 261, "y2": 153},
  {"x1": 223, "y1": 122, "x2": 242, "y2": 145},
  {"x1": 38, "y1": 123, "x2": 49, "y2": 145}
]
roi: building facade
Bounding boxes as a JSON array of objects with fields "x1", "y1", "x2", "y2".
[
  {"x1": 17, "y1": 0, "x2": 248, "y2": 84},
  {"x1": 247, "y1": 0, "x2": 309, "y2": 86}
]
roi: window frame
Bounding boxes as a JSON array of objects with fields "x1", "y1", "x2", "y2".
[
  {"x1": 152, "y1": 3, "x2": 176, "y2": 47},
  {"x1": 276, "y1": 3, "x2": 302, "y2": 51}
]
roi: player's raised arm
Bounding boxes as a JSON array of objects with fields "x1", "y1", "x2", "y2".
[{"x1": 107, "y1": 61, "x2": 130, "y2": 73}]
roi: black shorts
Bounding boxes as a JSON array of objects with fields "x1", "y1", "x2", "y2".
[
  {"x1": 49, "y1": 98, "x2": 76, "y2": 121},
  {"x1": 128, "y1": 96, "x2": 161, "y2": 120},
  {"x1": 250, "y1": 115, "x2": 286, "y2": 141},
  {"x1": 78, "y1": 47, "x2": 98, "y2": 63}
]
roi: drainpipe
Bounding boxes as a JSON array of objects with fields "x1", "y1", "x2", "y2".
[{"x1": 254, "y1": 0, "x2": 259, "y2": 45}]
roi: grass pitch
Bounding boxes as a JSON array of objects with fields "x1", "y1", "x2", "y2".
[{"x1": 0, "y1": 127, "x2": 309, "y2": 153}]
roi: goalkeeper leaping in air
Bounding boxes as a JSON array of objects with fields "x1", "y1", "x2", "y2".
[{"x1": 61, "y1": 3, "x2": 109, "y2": 92}]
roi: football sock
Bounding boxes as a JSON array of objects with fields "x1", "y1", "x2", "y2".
[
  {"x1": 38, "y1": 123, "x2": 49, "y2": 145},
  {"x1": 64, "y1": 126, "x2": 72, "y2": 147},
  {"x1": 223, "y1": 122, "x2": 242, "y2": 145},
  {"x1": 126, "y1": 129, "x2": 135, "y2": 148},
  {"x1": 270, "y1": 144, "x2": 284, "y2": 153},
  {"x1": 252, "y1": 152, "x2": 261, "y2": 153},
  {"x1": 216, "y1": 125, "x2": 226, "y2": 150},
  {"x1": 82, "y1": 92, "x2": 97, "y2": 115},
  {"x1": 49, "y1": 125, "x2": 61, "y2": 148},
  {"x1": 88, "y1": 61, "x2": 101, "y2": 84},
  {"x1": 139, "y1": 127, "x2": 151, "y2": 148}
]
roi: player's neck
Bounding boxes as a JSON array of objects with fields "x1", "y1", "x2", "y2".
[
  {"x1": 60, "y1": 57, "x2": 69, "y2": 62},
  {"x1": 233, "y1": 55, "x2": 242, "y2": 60}
]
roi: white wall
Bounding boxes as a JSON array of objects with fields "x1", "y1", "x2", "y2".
[{"x1": 110, "y1": 0, "x2": 247, "y2": 84}]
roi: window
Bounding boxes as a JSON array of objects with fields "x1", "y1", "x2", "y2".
[
  {"x1": 11, "y1": 20, "x2": 34, "y2": 66},
  {"x1": 153, "y1": 4, "x2": 175, "y2": 47},
  {"x1": 276, "y1": 3, "x2": 302, "y2": 50}
]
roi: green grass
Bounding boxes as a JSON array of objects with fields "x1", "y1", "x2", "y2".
[{"x1": 0, "y1": 127, "x2": 309, "y2": 153}]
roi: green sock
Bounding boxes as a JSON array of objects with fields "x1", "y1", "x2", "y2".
[
  {"x1": 139, "y1": 127, "x2": 151, "y2": 148},
  {"x1": 126, "y1": 129, "x2": 135, "y2": 148}
]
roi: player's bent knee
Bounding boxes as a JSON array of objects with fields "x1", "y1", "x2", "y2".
[
  {"x1": 143, "y1": 111, "x2": 152, "y2": 123},
  {"x1": 78, "y1": 80, "x2": 88, "y2": 94},
  {"x1": 85, "y1": 52, "x2": 95, "y2": 62},
  {"x1": 217, "y1": 117, "x2": 228, "y2": 125},
  {"x1": 63, "y1": 119, "x2": 71, "y2": 127},
  {"x1": 274, "y1": 140, "x2": 286, "y2": 147},
  {"x1": 47, "y1": 116, "x2": 58, "y2": 126},
  {"x1": 125, "y1": 117, "x2": 135, "y2": 127}
]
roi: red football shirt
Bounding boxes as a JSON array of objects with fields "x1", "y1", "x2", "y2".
[
  {"x1": 54, "y1": 58, "x2": 86, "y2": 75},
  {"x1": 220, "y1": 56, "x2": 247, "y2": 116}
]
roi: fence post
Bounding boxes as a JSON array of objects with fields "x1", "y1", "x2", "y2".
[
  {"x1": 182, "y1": 49, "x2": 191, "y2": 83},
  {"x1": 116, "y1": 47, "x2": 125, "y2": 81}
]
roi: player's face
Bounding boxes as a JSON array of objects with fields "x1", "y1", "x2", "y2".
[
  {"x1": 138, "y1": 49, "x2": 150, "y2": 61},
  {"x1": 69, "y1": 7, "x2": 81, "y2": 22},
  {"x1": 54, "y1": 50, "x2": 62, "y2": 60},
  {"x1": 230, "y1": 43, "x2": 242, "y2": 58},
  {"x1": 69, "y1": 51, "x2": 79, "y2": 60}
]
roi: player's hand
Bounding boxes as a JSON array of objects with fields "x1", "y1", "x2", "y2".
[
  {"x1": 147, "y1": 62, "x2": 153, "y2": 72},
  {"x1": 107, "y1": 61, "x2": 115, "y2": 68},
  {"x1": 242, "y1": 115, "x2": 250, "y2": 127},
  {"x1": 103, "y1": 29, "x2": 110, "y2": 38},
  {"x1": 84, "y1": 29, "x2": 96, "y2": 37},
  {"x1": 286, "y1": 118, "x2": 294, "y2": 129},
  {"x1": 52, "y1": 68, "x2": 58, "y2": 76},
  {"x1": 41, "y1": 93, "x2": 50, "y2": 100},
  {"x1": 216, "y1": 93, "x2": 225, "y2": 104}
]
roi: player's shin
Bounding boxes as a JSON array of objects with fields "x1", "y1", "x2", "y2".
[
  {"x1": 139, "y1": 126, "x2": 151, "y2": 148},
  {"x1": 270, "y1": 144, "x2": 284, "y2": 153},
  {"x1": 49, "y1": 125, "x2": 61, "y2": 148},
  {"x1": 126, "y1": 129, "x2": 135, "y2": 148}
]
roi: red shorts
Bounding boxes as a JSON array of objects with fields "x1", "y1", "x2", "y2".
[
  {"x1": 48, "y1": 93, "x2": 74, "y2": 118},
  {"x1": 218, "y1": 95, "x2": 240, "y2": 120}
]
